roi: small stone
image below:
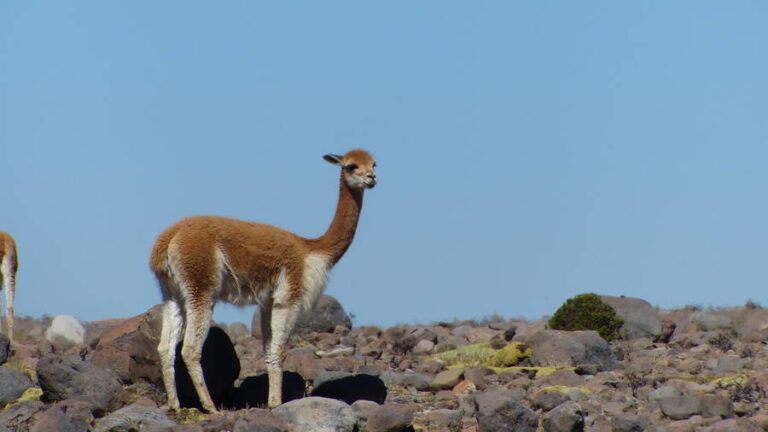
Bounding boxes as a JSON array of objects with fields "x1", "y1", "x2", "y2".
[
  {"x1": 412, "y1": 409, "x2": 463, "y2": 432},
  {"x1": 92, "y1": 404, "x2": 175, "y2": 432},
  {"x1": 658, "y1": 395, "x2": 702, "y2": 420},
  {"x1": 316, "y1": 346, "x2": 354, "y2": 358},
  {"x1": 542, "y1": 401, "x2": 584, "y2": 432},
  {"x1": 451, "y1": 379, "x2": 477, "y2": 395},
  {"x1": 412, "y1": 339, "x2": 435, "y2": 355},
  {"x1": 431, "y1": 368, "x2": 464, "y2": 390}
]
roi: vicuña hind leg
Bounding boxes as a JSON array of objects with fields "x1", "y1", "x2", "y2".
[
  {"x1": 5, "y1": 274, "x2": 14, "y2": 343},
  {"x1": 181, "y1": 297, "x2": 218, "y2": 413},
  {"x1": 158, "y1": 300, "x2": 183, "y2": 410},
  {"x1": 266, "y1": 302, "x2": 300, "y2": 408}
]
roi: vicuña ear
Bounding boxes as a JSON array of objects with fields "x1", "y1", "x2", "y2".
[{"x1": 323, "y1": 154, "x2": 344, "y2": 166}]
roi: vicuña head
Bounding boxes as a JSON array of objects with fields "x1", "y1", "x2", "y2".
[{"x1": 150, "y1": 149, "x2": 377, "y2": 413}]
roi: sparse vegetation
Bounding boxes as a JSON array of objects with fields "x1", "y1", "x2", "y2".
[{"x1": 548, "y1": 293, "x2": 624, "y2": 341}]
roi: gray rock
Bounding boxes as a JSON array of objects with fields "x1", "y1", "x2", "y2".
[
  {"x1": 600, "y1": 295, "x2": 662, "y2": 340},
  {"x1": 0, "y1": 333, "x2": 9, "y2": 364},
  {"x1": 706, "y1": 418, "x2": 763, "y2": 432},
  {"x1": 380, "y1": 371, "x2": 432, "y2": 390},
  {"x1": 45, "y1": 315, "x2": 85, "y2": 347},
  {"x1": 233, "y1": 408, "x2": 287, "y2": 432},
  {"x1": 431, "y1": 368, "x2": 464, "y2": 390},
  {"x1": 686, "y1": 311, "x2": 733, "y2": 332},
  {"x1": 0, "y1": 365, "x2": 33, "y2": 407},
  {"x1": 412, "y1": 339, "x2": 435, "y2": 355},
  {"x1": 705, "y1": 355, "x2": 743, "y2": 375},
  {"x1": 36, "y1": 354, "x2": 127, "y2": 414},
  {"x1": 542, "y1": 401, "x2": 584, "y2": 432},
  {"x1": 30, "y1": 400, "x2": 94, "y2": 432},
  {"x1": 516, "y1": 330, "x2": 617, "y2": 370},
  {"x1": 658, "y1": 395, "x2": 702, "y2": 420},
  {"x1": 0, "y1": 400, "x2": 45, "y2": 432},
  {"x1": 225, "y1": 322, "x2": 251, "y2": 342},
  {"x1": 475, "y1": 388, "x2": 539, "y2": 432},
  {"x1": 700, "y1": 394, "x2": 734, "y2": 418},
  {"x1": 610, "y1": 415, "x2": 649, "y2": 432},
  {"x1": 412, "y1": 409, "x2": 463, "y2": 432},
  {"x1": 272, "y1": 397, "x2": 356, "y2": 432},
  {"x1": 93, "y1": 404, "x2": 175, "y2": 432},
  {"x1": 365, "y1": 404, "x2": 415, "y2": 432},
  {"x1": 531, "y1": 389, "x2": 569, "y2": 412},
  {"x1": 463, "y1": 367, "x2": 495, "y2": 391}
]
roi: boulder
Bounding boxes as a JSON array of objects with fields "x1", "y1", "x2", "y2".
[
  {"x1": 474, "y1": 388, "x2": 539, "y2": 432},
  {"x1": 0, "y1": 365, "x2": 33, "y2": 407},
  {"x1": 542, "y1": 401, "x2": 584, "y2": 432},
  {"x1": 175, "y1": 326, "x2": 240, "y2": 410},
  {"x1": 516, "y1": 330, "x2": 617, "y2": 370},
  {"x1": 310, "y1": 373, "x2": 387, "y2": 405},
  {"x1": 30, "y1": 399, "x2": 94, "y2": 432},
  {"x1": 36, "y1": 354, "x2": 127, "y2": 414},
  {"x1": 232, "y1": 408, "x2": 288, "y2": 432},
  {"x1": 89, "y1": 304, "x2": 163, "y2": 385},
  {"x1": 272, "y1": 397, "x2": 357, "y2": 432},
  {"x1": 600, "y1": 296, "x2": 662, "y2": 340},
  {"x1": 0, "y1": 400, "x2": 45, "y2": 432},
  {"x1": 92, "y1": 404, "x2": 176, "y2": 432},
  {"x1": 230, "y1": 371, "x2": 306, "y2": 409},
  {"x1": 364, "y1": 404, "x2": 415, "y2": 432},
  {"x1": 45, "y1": 315, "x2": 85, "y2": 348}
]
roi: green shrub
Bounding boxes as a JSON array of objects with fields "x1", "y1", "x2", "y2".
[{"x1": 548, "y1": 293, "x2": 623, "y2": 341}]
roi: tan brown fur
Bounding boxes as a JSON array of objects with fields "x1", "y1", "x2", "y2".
[
  {"x1": 0, "y1": 230, "x2": 18, "y2": 342},
  {"x1": 150, "y1": 149, "x2": 376, "y2": 412}
]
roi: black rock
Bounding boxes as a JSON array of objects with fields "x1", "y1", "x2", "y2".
[
  {"x1": 36, "y1": 354, "x2": 127, "y2": 415},
  {"x1": 0, "y1": 334, "x2": 9, "y2": 365},
  {"x1": 175, "y1": 326, "x2": 240, "y2": 410},
  {"x1": 0, "y1": 365, "x2": 32, "y2": 407},
  {"x1": 229, "y1": 371, "x2": 306, "y2": 409},
  {"x1": 310, "y1": 373, "x2": 387, "y2": 405}
]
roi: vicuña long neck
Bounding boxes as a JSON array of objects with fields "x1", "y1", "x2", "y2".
[{"x1": 310, "y1": 172, "x2": 364, "y2": 266}]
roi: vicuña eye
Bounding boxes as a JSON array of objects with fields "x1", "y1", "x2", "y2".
[{"x1": 345, "y1": 164, "x2": 358, "y2": 171}]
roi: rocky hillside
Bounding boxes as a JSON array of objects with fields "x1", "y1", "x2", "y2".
[{"x1": 3, "y1": 295, "x2": 768, "y2": 432}]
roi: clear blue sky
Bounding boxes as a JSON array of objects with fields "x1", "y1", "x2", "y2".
[{"x1": 2, "y1": 2, "x2": 767, "y2": 327}]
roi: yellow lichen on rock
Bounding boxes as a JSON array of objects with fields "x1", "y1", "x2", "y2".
[
  {"x1": 432, "y1": 343, "x2": 498, "y2": 368},
  {"x1": 5, "y1": 387, "x2": 43, "y2": 409},
  {"x1": 170, "y1": 408, "x2": 210, "y2": 424},
  {"x1": 710, "y1": 373, "x2": 749, "y2": 388},
  {"x1": 489, "y1": 342, "x2": 533, "y2": 367},
  {"x1": 432, "y1": 341, "x2": 534, "y2": 368}
]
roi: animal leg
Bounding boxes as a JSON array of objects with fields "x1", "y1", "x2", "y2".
[
  {"x1": 266, "y1": 302, "x2": 300, "y2": 408},
  {"x1": 259, "y1": 298, "x2": 273, "y2": 352},
  {"x1": 158, "y1": 300, "x2": 184, "y2": 410},
  {"x1": 5, "y1": 273, "x2": 14, "y2": 343},
  {"x1": 181, "y1": 297, "x2": 218, "y2": 413}
]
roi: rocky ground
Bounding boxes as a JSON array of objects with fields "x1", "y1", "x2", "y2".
[{"x1": 3, "y1": 295, "x2": 768, "y2": 431}]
